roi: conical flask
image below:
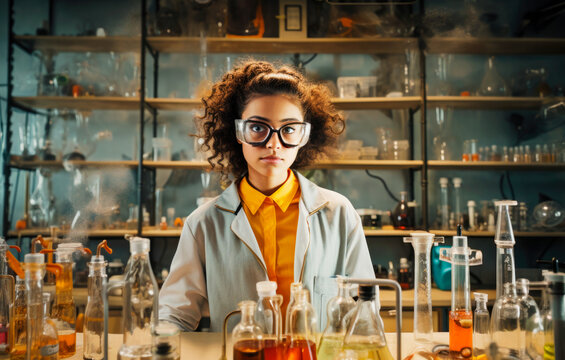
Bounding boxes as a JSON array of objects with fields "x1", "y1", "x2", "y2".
[
  {"x1": 287, "y1": 289, "x2": 317, "y2": 360},
  {"x1": 403, "y1": 232, "x2": 444, "y2": 359},
  {"x1": 439, "y1": 226, "x2": 482, "y2": 358},
  {"x1": 232, "y1": 301, "x2": 264, "y2": 360},
  {"x1": 318, "y1": 278, "x2": 355, "y2": 360},
  {"x1": 478, "y1": 56, "x2": 509, "y2": 96},
  {"x1": 494, "y1": 200, "x2": 517, "y2": 298},
  {"x1": 343, "y1": 285, "x2": 393, "y2": 360}
]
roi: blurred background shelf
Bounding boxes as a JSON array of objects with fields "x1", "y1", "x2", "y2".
[
  {"x1": 427, "y1": 96, "x2": 565, "y2": 110},
  {"x1": 425, "y1": 37, "x2": 565, "y2": 55},
  {"x1": 428, "y1": 161, "x2": 565, "y2": 171}
]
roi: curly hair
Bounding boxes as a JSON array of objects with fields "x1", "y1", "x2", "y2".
[{"x1": 196, "y1": 59, "x2": 345, "y2": 182}]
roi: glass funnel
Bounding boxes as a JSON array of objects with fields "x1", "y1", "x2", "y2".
[
  {"x1": 439, "y1": 228, "x2": 482, "y2": 358},
  {"x1": 232, "y1": 301, "x2": 264, "y2": 360},
  {"x1": 343, "y1": 284, "x2": 393, "y2": 360},
  {"x1": 318, "y1": 278, "x2": 355, "y2": 360},
  {"x1": 494, "y1": 200, "x2": 518, "y2": 298},
  {"x1": 403, "y1": 232, "x2": 444, "y2": 359}
]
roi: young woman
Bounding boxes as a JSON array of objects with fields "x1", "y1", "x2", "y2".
[{"x1": 159, "y1": 60, "x2": 375, "y2": 331}]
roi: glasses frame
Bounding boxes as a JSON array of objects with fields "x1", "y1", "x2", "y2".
[{"x1": 235, "y1": 119, "x2": 311, "y2": 148}]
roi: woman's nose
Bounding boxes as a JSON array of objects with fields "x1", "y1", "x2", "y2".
[{"x1": 266, "y1": 132, "x2": 282, "y2": 149}]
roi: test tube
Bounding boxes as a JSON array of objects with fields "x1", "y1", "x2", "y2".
[
  {"x1": 439, "y1": 177, "x2": 449, "y2": 230},
  {"x1": 524, "y1": 145, "x2": 532, "y2": 163},
  {"x1": 470, "y1": 139, "x2": 479, "y2": 161},
  {"x1": 462, "y1": 140, "x2": 470, "y2": 162}
]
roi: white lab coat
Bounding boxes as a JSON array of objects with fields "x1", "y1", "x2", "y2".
[{"x1": 158, "y1": 171, "x2": 376, "y2": 332}]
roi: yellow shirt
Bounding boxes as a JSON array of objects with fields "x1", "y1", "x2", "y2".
[{"x1": 238, "y1": 170, "x2": 300, "y2": 324}]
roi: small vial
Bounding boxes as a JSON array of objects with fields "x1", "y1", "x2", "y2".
[
  {"x1": 542, "y1": 144, "x2": 551, "y2": 162},
  {"x1": 523, "y1": 145, "x2": 532, "y2": 163},
  {"x1": 462, "y1": 140, "x2": 470, "y2": 162},
  {"x1": 513, "y1": 146, "x2": 521, "y2": 163},
  {"x1": 159, "y1": 216, "x2": 168, "y2": 230},
  {"x1": 483, "y1": 146, "x2": 490, "y2": 162},
  {"x1": 467, "y1": 200, "x2": 476, "y2": 231},
  {"x1": 473, "y1": 293, "x2": 490, "y2": 359},
  {"x1": 509, "y1": 146, "x2": 515, "y2": 162},
  {"x1": 491, "y1": 145, "x2": 501, "y2": 161},
  {"x1": 534, "y1": 144, "x2": 542, "y2": 162},
  {"x1": 502, "y1": 146, "x2": 510, "y2": 162},
  {"x1": 470, "y1": 139, "x2": 479, "y2": 161},
  {"x1": 550, "y1": 143, "x2": 557, "y2": 163},
  {"x1": 478, "y1": 146, "x2": 484, "y2": 162}
]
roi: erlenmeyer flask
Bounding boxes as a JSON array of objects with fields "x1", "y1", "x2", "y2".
[
  {"x1": 478, "y1": 57, "x2": 509, "y2": 96},
  {"x1": 494, "y1": 200, "x2": 517, "y2": 298},
  {"x1": 343, "y1": 285, "x2": 393, "y2": 360},
  {"x1": 232, "y1": 301, "x2": 264, "y2": 360},
  {"x1": 254, "y1": 281, "x2": 283, "y2": 360},
  {"x1": 287, "y1": 289, "x2": 317, "y2": 360},
  {"x1": 516, "y1": 278, "x2": 543, "y2": 360},
  {"x1": 403, "y1": 232, "x2": 444, "y2": 359},
  {"x1": 490, "y1": 282, "x2": 523, "y2": 358},
  {"x1": 29, "y1": 168, "x2": 55, "y2": 228},
  {"x1": 317, "y1": 278, "x2": 355, "y2": 360}
]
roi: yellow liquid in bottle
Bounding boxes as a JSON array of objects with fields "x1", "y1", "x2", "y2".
[
  {"x1": 343, "y1": 343, "x2": 394, "y2": 360},
  {"x1": 10, "y1": 303, "x2": 26, "y2": 360},
  {"x1": 52, "y1": 262, "x2": 76, "y2": 358},
  {"x1": 317, "y1": 335, "x2": 343, "y2": 360}
]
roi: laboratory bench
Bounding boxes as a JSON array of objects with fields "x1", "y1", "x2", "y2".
[{"x1": 70, "y1": 331, "x2": 451, "y2": 360}]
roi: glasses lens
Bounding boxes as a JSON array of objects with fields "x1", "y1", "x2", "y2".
[
  {"x1": 280, "y1": 123, "x2": 307, "y2": 146},
  {"x1": 243, "y1": 121, "x2": 270, "y2": 144}
]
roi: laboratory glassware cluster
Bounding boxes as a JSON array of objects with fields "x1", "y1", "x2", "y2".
[
  {"x1": 0, "y1": 203, "x2": 563, "y2": 360},
  {"x1": 461, "y1": 141, "x2": 565, "y2": 163}
]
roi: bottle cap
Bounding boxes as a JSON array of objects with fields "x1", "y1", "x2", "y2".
[
  {"x1": 161, "y1": 217, "x2": 167, "y2": 223},
  {"x1": 473, "y1": 292, "x2": 488, "y2": 302},
  {"x1": 256, "y1": 281, "x2": 277, "y2": 296},
  {"x1": 130, "y1": 236, "x2": 150, "y2": 254},
  {"x1": 358, "y1": 284, "x2": 376, "y2": 300},
  {"x1": 25, "y1": 253, "x2": 44, "y2": 264},
  {"x1": 467, "y1": 200, "x2": 476, "y2": 207},
  {"x1": 452, "y1": 177, "x2": 462, "y2": 188},
  {"x1": 90, "y1": 255, "x2": 105, "y2": 263},
  {"x1": 439, "y1": 177, "x2": 449, "y2": 187}
]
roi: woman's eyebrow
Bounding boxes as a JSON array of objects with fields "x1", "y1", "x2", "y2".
[{"x1": 247, "y1": 116, "x2": 302, "y2": 122}]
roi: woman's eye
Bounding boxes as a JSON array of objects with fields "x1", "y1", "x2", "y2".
[
  {"x1": 250, "y1": 124, "x2": 267, "y2": 133},
  {"x1": 282, "y1": 126, "x2": 296, "y2": 134}
]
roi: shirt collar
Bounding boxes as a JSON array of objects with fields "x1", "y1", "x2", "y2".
[{"x1": 239, "y1": 170, "x2": 300, "y2": 215}]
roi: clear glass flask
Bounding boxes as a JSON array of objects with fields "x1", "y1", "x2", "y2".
[
  {"x1": 403, "y1": 232, "x2": 444, "y2": 359},
  {"x1": 478, "y1": 56, "x2": 509, "y2": 96},
  {"x1": 472, "y1": 292, "x2": 490, "y2": 359},
  {"x1": 516, "y1": 278, "x2": 543, "y2": 359},
  {"x1": 343, "y1": 285, "x2": 393, "y2": 360},
  {"x1": 254, "y1": 281, "x2": 283, "y2": 360},
  {"x1": 10, "y1": 277, "x2": 27, "y2": 360},
  {"x1": 39, "y1": 293, "x2": 59, "y2": 360},
  {"x1": 25, "y1": 253, "x2": 46, "y2": 360},
  {"x1": 232, "y1": 301, "x2": 264, "y2": 360},
  {"x1": 285, "y1": 282, "x2": 303, "y2": 335},
  {"x1": 439, "y1": 227, "x2": 482, "y2": 358},
  {"x1": 439, "y1": 178, "x2": 449, "y2": 230},
  {"x1": 287, "y1": 289, "x2": 318, "y2": 360},
  {"x1": 494, "y1": 200, "x2": 518, "y2": 298},
  {"x1": 83, "y1": 240, "x2": 112, "y2": 360},
  {"x1": 118, "y1": 237, "x2": 159, "y2": 360},
  {"x1": 318, "y1": 278, "x2": 355, "y2": 360},
  {"x1": 490, "y1": 282, "x2": 523, "y2": 359}
]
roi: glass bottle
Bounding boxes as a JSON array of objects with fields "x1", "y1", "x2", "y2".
[
  {"x1": 0, "y1": 238, "x2": 13, "y2": 356},
  {"x1": 52, "y1": 243, "x2": 80, "y2": 357},
  {"x1": 342, "y1": 285, "x2": 393, "y2": 360},
  {"x1": 398, "y1": 258, "x2": 412, "y2": 290},
  {"x1": 287, "y1": 289, "x2": 317, "y2": 360},
  {"x1": 439, "y1": 228, "x2": 482, "y2": 358},
  {"x1": 403, "y1": 232, "x2": 444, "y2": 358},
  {"x1": 478, "y1": 56, "x2": 509, "y2": 96},
  {"x1": 534, "y1": 144, "x2": 542, "y2": 162},
  {"x1": 516, "y1": 278, "x2": 543, "y2": 360},
  {"x1": 10, "y1": 277, "x2": 27, "y2": 360},
  {"x1": 452, "y1": 178, "x2": 462, "y2": 226},
  {"x1": 83, "y1": 240, "x2": 112, "y2": 360},
  {"x1": 254, "y1": 281, "x2": 283, "y2": 360},
  {"x1": 439, "y1": 178, "x2": 449, "y2": 230},
  {"x1": 118, "y1": 237, "x2": 159, "y2": 360},
  {"x1": 494, "y1": 200, "x2": 517, "y2": 298},
  {"x1": 473, "y1": 292, "x2": 489, "y2": 359},
  {"x1": 490, "y1": 283, "x2": 523, "y2": 358},
  {"x1": 318, "y1": 278, "x2": 355, "y2": 360},
  {"x1": 546, "y1": 272, "x2": 565, "y2": 360},
  {"x1": 25, "y1": 253, "x2": 46, "y2": 360},
  {"x1": 29, "y1": 168, "x2": 55, "y2": 228},
  {"x1": 540, "y1": 273, "x2": 554, "y2": 360},
  {"x1": 285, "y1": 282, "x2": 303, "y2": 335},
  {"x1": 39, "y1": 293, "x2": 59, "y2": 360},
  {"x1": 232, "y1": 301, "x2": 264, "y2": 360},
  {"x1": 392, "y1": 191, "x2": 410, "y2": 230}
]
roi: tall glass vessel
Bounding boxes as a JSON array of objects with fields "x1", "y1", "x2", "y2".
[
  {"x1": 83, "y1": 240, "x2": 112, "y2": 360},
  {"x1": 490, "y1": 283, "x2": 523, "y2": 358},
  {"x1": 118, "y1": 237, "x2": 159, "y2": 360},
  {"x1": 403, "y1": 232, "x2": 444, "y2": 358},
  {"x1": 472, "y1": 293, "x2": 489, "y2": 359},
  {"x1": 287, "y1": 289, "x2": 318, "y2": 360},
  {"x1": 494, "y1": 200, "x2": 518, "y2": 298},
  {"x1": 452, "y1": 178, "x2": 462, "y2": 226},
  {"x1": 10, "y1": 277, "x2": 26, "y2": 360},
  {"x1": 25, "y1": 253, "x2": 46, "y2": 360},
  {"x1": 343, "y1": 285, "x2": 393, "y2": 360},
  {"x1": 285, "y1": 282, "x2": 303, "y2": 335},
  {"x1": 0, "y1": 238, "x2": 14, "y2": 356},
  {"x1": 546, "y1": 272, "x2": 565, "y2": 360},
  {"x1": 254, "y1": 281, "x2": 283, "y2": 360},
  {"x1": 232, "y1": 301, "x2": 263, "y2": 360},
  {"x1": 318, "y1": 278, "x2": 355, "y2": 360},
  {"x1": 439, "y1": 178, "x2": 449, "y2": 230},
  {"x1": 540, "y1": 272, "x2": 554, "y2": 360},
  {"x1": 439, "y1": 228, "x2": 482, "y2": 358},
  {"x1": 39, "y1": 293, "x2": 59, "y2": 360},
  {"x1": 517, "y1": 278, "x2": 543, "y2": 359}
]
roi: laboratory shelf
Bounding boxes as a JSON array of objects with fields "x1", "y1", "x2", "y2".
[
  {"x1": 428, "y1": 161, "x2": 565, "y2": 171},
  {"x1": 7, "y1": 228, "x2": 138, "y2": 238},
  {"x1": 12, "y1": 96, "x2": 140, "y2": 111},
  {"x1": 427, "y1": 96, "x2": 565, "y2": 110},
  {"x1": 425, "y1": 37, "x2": 565, "y2": 55},
  {"x1": 14, "y1": 35, "x2": 140, "y2": 53},
  {"x1": 431, "y1": 230, "x2": 565, "y2": 238},
  {"x1": 9, "y1": 159, "x2": 139, "y2": 170}
]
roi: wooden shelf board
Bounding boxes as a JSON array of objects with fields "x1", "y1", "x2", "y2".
[
  {"x1": 428, "y1": 160, "x2": 565, "y2": 171},
  {"x1": 332, "y1": 96, "x2": 421, "y2": 110},
  {"x1": 9, "y1": 159, "x2": 139, "y2": 170},
  {"x1": 14, "y1": 35, "x2": 140, "y2": 53},
  {"x1": 7, "y1": 229, "x2": 137, "y2": 238},
  {"x1": 13, "y1": 96, "x2": 140, "y2": 110},
  {"x1": 431, "y1": 230, "x2": 565, "y2": 238},
  {"x1": 147, "y1": 98, "x2": 202, "y2": 111},
  {"x1": 148, "y1": 37, "x2": 418, "y2": 54},
  {"x1": 143, "y1": 160, "x2": 210, "y2": 170},
  {"x1": 427, "y1": 96, "x2": 565, "y2": 110},
  {"x1": 307, "y1": 160, "x2": 423, "y2": 170},
  {"x1": 426, "y1": 37, "x2": 565, "y2": 55}
]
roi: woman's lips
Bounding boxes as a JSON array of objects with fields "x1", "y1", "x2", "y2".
[{"x1": 261, "y1": 155, "x2": 282, "y2": 164}]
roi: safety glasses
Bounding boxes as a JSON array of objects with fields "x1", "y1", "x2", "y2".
[{"x1": 235, "y1": 119, "x2": 311, "y2": 148}]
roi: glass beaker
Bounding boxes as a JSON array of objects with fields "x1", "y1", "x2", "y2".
[
  {"x1": 392, "y1": 191, "x2": 410, "y2": 230},
  {"x1": 478, "y1": 57, "x2": 509, "y2": 96},
  {"x1": 343, "y1": 285, "x2": 393, "y2": 360},
  {"x1": 254, "y1": 281, "x2": 283, "y2": 360},
  {"x1": 490, "y1": 282, "x2": 523, "y2": 358},
  {"x1": 318, "y1": 278, "x2": 355, "y2": 360},
  {"x1": 403, "y1": 232, "x2": 444, "y2": 358},
  {"x1": 287, "y1": 289, "x2": 317, "y2": 360},
  {"x1": 494, "y1": 200, "x2": 518, "y2": 298},
  {"x1": 473, "y1": 292, "x2": 490, "y2": 359},
  {"x1": 232, "y1": 301, "x2": 264, "y2": 360},
  {"x1": 117, "y1": 237, "x2": 159, "y2": 360}
]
